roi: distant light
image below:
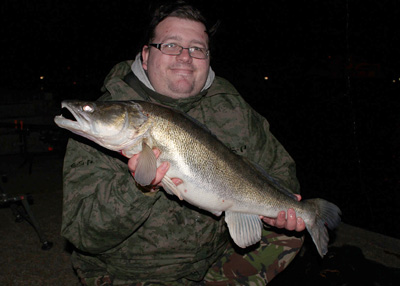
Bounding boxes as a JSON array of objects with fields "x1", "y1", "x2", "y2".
[
  {"x1": 73, "y1": 81, "x2": 77, "y2": 85},
  {"x1": 40, "y1": 76, "x2": 44, "y2": 80},
  {"x1": 264, "y1": 76, "x2": 269, "y2": 80},
  {"x1": 393, "y1": 80, "x2": 396, "y2": 83}
]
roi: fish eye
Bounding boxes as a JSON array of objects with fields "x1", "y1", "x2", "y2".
[{"x1": 83, "y1": 105, "x2": 94, "y2": 113}]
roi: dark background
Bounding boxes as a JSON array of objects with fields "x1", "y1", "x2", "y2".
[{"x1": 1, "y1": 0, "x2": 399, "y2": 239}]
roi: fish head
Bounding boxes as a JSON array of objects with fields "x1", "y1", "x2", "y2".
[{"x1": 54, "y1": 100, "x2": 150, "y2": 151}]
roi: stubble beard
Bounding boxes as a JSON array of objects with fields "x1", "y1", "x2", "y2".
[{"x1": 167, "y1": 78, "x2": 197, "y2": 98}]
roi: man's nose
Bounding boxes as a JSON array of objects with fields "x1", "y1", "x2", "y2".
[{"x1": 176, "y1": 48, "x2": 193, "y2": 62}]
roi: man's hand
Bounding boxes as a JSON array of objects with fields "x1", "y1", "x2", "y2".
[
  {"x1": 128, "y1": 148, "x2": 182, "y2": 190},
  {"x1": 260, "y1": 194, "x2": 306, "y2": 232}
]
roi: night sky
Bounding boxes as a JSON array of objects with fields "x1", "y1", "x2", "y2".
[
  {"x1": 1, "y1": 1, "x2": 399, "y2": 96},
  {"x1": 1, "y1": 0, "x2": 399, "y2": 238}
]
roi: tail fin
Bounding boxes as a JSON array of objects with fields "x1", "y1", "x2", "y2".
[{"x1": 304, "y1": 199, "x2": 342, "y2": 257}]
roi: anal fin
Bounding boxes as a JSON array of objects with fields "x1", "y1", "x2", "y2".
[{"x1": 224, "y1": 211, "x2": 263, "y2": 248}]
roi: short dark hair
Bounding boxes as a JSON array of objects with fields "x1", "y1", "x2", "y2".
[{"x1": 145, "y1": 1, "x2": 217, "y2": 45}]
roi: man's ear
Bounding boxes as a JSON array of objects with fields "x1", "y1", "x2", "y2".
[{"x1": 142, "y1": 45, "x2": 149, "y2": 71}]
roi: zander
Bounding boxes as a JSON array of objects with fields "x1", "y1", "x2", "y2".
[{"x1": 55, "y1": 100, "x2": 341, "y2": 257}]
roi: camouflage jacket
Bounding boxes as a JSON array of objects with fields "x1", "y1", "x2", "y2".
[{"x1": 61, "y1": 60, "x2": 300, "y2": 283}]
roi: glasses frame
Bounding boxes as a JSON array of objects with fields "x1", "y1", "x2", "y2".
[{"x1": 149, "y1": 43, "x2": 209, "y2": 59}]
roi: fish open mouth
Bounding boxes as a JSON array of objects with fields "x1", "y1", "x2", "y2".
[
  {"x1": 54, "y1": 102, "x2": 86, "y2": 132},
  {"x1": 60, "y1": 106, "x2": 76, "y2": 121}
]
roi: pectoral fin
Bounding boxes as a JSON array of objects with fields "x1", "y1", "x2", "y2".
[
  {"x1": 224, "y1": 211, "x2": 263, "y2": 248},
  {"x1": 134, "y1": 142, "x2": 157, "y2": 186},
  {"x1": 161, "y1": 176, "x2": 183, "y2": 200}
]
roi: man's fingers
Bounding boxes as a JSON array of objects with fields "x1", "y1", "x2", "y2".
[
  {"x1": 261, "y1": 216, "x2": 275, "y2": 226},
  {"x1": 128, "y1": 154, "x2": 139, "y2": 173},
  {"x1": 128, "y1": 148, "x2": 184, "y2": 188},
  {"x1": 151, "y1": 162, "x2": 169, "y2": 185},
  {"x1": 285, "y1": 208, "x2": 297, "y2": 231},
  {"x1": 171, "y1": 178, "x2": 183, "y2": 186},
  {"x1": 296, "y1": 217, "x2": 306, "y2": 232},
  {"x1": 274, "y1": 211, "x2": 286, "y2": 228},
  {"x1": 152, "y1": 148, "x2": 161, "y2": 158}
]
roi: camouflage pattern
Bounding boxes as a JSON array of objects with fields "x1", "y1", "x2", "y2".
[
  {"x1": 202, "y1": 229, "x2": 304, "y2": 286},
  {"x1": 61, "y1": 60, "x2": 303, "y2": 285},
  {"x1": 78, "y1": 229, "x2": 303, "y2": 286},
  {"x1": 80, "y1": 275, "x2": 113, "y2": 286}
]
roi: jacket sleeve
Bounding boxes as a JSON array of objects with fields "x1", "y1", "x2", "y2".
[{"x1": 61, "y1": 138, "x2": 160, "y2": 253}]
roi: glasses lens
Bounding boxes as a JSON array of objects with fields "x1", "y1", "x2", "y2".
[
  {"x1": 189, "y1": 48, "x2": 208, "y2": 59},
  {"x1": 161, "y1": 43, "x2": 181, "y2": 55}
]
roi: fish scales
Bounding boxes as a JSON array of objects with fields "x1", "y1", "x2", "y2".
[{"x1": 143, "y1": 102, "x2": 290, "y2": 216}]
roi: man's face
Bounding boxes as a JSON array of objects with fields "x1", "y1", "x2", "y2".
[{"x1": 142, "y1": 17, "x2": 210, "y2": 99}]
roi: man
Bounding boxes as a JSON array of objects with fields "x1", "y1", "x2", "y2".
[{"x1": 61, "y1": 1, "x2": 305, "y2": 285}]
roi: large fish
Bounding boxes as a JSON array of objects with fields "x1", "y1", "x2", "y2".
[{"x1": 54, "y1": 100, "x2": 341, "y2": 257}]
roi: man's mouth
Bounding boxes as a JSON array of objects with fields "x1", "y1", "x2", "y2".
[{"x1": 170, "y1": 68, "x2": 194, "y2": 76}]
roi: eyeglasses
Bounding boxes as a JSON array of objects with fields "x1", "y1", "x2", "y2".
[{"x1": 149, "y1": 43, "x2": 209, "y2": 59}]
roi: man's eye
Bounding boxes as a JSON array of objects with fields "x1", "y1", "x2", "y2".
[
  {"x1": 191, "y1": 46, "x2": 202, "y2": 51},
  {"x1": 165, "y1": 43, "x2": 177, "y2": 48}
]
